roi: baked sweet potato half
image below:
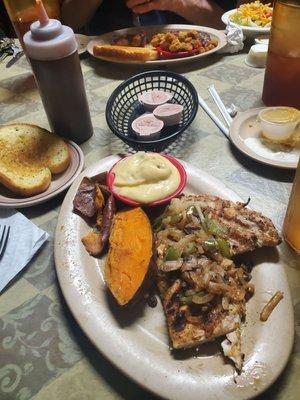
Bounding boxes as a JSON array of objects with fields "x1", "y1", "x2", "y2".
[{"x1": 105, "y1": 207, "x2": 153, "y2": 306}]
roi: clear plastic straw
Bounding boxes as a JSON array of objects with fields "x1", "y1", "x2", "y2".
[
  {"x1": 198, "y1": 94, "x2": 230, "y2": 140},
  {"x1": 207, "y1": 85, "x2": 233, "y2": 127}
]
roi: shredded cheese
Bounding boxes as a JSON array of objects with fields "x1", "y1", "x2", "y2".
[{"x1": 230, "y1": 1, "x2": 272, "y2": 27}]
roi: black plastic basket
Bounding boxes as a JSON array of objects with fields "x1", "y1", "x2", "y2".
[{"x1": 105, "y1": 70, "x2": 198, "y2": 151}]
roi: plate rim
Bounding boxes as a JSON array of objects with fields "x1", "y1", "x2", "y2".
[
  {"x1": 86, "y1": 24, "x2": 227, "y2": 65},
  {"x1": 75, "y1": 33, "x2": 90, "y2": 55},
  {"x1": 0, "y1": 141, "x2": 84, "y2": 208},
  {"x1": 229, "y1": 107, "x2": 298, "y2": 169},
  {"x1": 54, "y1": 155, "x2": 294, "y2": 400},
  {"x1": 221, "y1": 9, "x2": 271, "y2": 33}
]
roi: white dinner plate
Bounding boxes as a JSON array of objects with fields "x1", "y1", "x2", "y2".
[
  {"x1": 230, "y1": 108, "x2": 300, "y2": 169},
  {"x1": 0, "y1": 141, "x2": 84, "y2": 208},
  {"x1": 54, "y1": 155, "x2": 294, "y2": 400},
  {"x1": 222, "y1": 9, "x2": 271, "y2": 39},
  {"x1": 87, "y1": 24, "x2": 227, "y2": 66}
]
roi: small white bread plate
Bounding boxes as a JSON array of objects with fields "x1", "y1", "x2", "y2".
[
  {"x1": 230, "y1": 108, "x2": 300, "y2": 169},
  {"x1": 0, "y1": 141, "x2": 84, "y2": 208},
  {"x1": 87, "y1": 24, "x2": 227, "y2": 66},
  {"x1": 54, "y1": 155, "x2": 293, "y2": 400}
]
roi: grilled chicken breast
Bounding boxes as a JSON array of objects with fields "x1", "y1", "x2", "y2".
[
  {"x1": 153, "y1": 194, "x2": 280, "y2": 370},
  {"x1": 173, "y1": 194, "x2": 281, "y2": 255},
  {"x1": 155, "y1": 255, "x2": 249, "y2": 353}
]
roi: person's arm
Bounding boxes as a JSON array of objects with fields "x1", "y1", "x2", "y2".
[
  {"x1": 126, "y1": 0, "x2": 224, "y2": 29},
  {"x1": 60, "y1": 0, "x2": 103, "y2": 30}
]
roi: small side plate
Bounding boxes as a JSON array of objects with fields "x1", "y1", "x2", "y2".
[
  {"x1": 0, "y1": 141, "x2": 84, "y2": 208},
  {"x1": 229, "y1": 108, "x2": 299, "y2": 169}
]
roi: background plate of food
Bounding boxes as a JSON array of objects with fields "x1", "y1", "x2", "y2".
[
  {"x1": 54, "y1": 154, "x2": 293, "y2": 400},
  {"x1": 222, "y1": 1, "x2": 272, "y2": 38},
  {"x1": 87, "y1": 24, "x2": 226, "y2": 65}
]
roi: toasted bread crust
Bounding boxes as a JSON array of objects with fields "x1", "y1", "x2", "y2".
[
  {"x1": 93, "y1": 44, "x2": 158, "y2": 61},
  {"x1": 0, "y1": 123, "x2": 70, "y2": 196},
  {"x1": 0, "y1": 169, "x2": 51, "y2": 197}
]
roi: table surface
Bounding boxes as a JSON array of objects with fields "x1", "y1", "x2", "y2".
[{"x1": 0, "y1": 48, "x2": 299, "y2": 400}]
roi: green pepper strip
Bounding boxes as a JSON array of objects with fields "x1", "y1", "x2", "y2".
[
  {"x1": 153, "y1": 215, "x2": 164, "y2": 232},
  {"x1": 203, "y1": 238, "x2": 231, "y2": 258},
  {"x1": 165, "y1": 246, "x2": 181, "y2": 261},
  {"x1": 204, "y1": 214, "x2": 228, "y2": 236},
  {"x1": 180, "y1": 290, "x2": 206, "y2": 305},
  {"x1": 202, "y1": 238, "x2": 218, "y2": 252},
  {"x1": 216, "y1": 238, "x2": 231, "y2": 259}
]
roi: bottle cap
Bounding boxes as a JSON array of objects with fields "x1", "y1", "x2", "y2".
[{"x1": 23, "y1": 0, "x2": 77, "y2": 61}]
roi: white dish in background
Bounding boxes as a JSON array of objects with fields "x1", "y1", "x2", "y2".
[
  {"x1": 0, "y1": 141, "x2": 84, "y2": 208},
  {"x1": 245, "y1": 44, "x2": 268, "y2": 68},
  {"x1": 54, "y1": 154, "x2": 293, "y2": 400},
  {"x1": 87, "y1": 24, "x2": 227, "y2": 66},
  {"x1": 230, "y1": 108, "x2": 300, "y2": 169},
  {"x1": 75, "y1": 34, "x2": 90, "y2": 55},
  {"x1": 222, "y1": 9, "x2": 271, "y2": 39}
]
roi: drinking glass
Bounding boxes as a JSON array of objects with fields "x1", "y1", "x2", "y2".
[
  {"x1": 262, "y1": 0, "x2": 300, "y2": 108},
  {"x1": 283, "y1": 158, "x2": 300, "y2": 253},
  {"x1": 3, "y1": 0, "x2": 60, "y2": 48}
]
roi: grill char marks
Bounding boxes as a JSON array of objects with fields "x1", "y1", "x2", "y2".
[
  {"x1": 183, "y1": 194, "x2": 281, "y2": 255},
  {"x1": 156, "y1": 268, "x2": 244, "y2": 350}
]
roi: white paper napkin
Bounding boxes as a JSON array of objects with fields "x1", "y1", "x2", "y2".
[
  {"x1": 218, "y1": 22, "x2": 244, "y2": 54},
  {"x1": 0, "y1": 209, "x2": 49, "y2": 293}
]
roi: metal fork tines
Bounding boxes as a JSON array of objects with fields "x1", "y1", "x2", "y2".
[
  {"x1": 6, "y1": 42, "x2": 24, "y2": 68},
  {"x1": 132, "y1": 13, "x2": 148, "y2": 46},
  {"x1": 0, "y1": 225, "x2": 10, "y2": 260}
]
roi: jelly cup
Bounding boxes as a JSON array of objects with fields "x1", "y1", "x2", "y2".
[
  {"x1": 258, "y1": 107, "x2": 299, "y2": 142},
  {"x1": 107, "y1": 153, "x2": 187, "y2": 207},
  {"x1": 138, "y1": 90, "x2": 173, "y2": 112}
]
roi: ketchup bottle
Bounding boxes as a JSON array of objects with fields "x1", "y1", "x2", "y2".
[{"x1": 23, "y1": 0, "x2": 93, "y2": 144}]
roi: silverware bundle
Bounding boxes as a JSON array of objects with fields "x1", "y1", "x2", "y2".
[{"x1": 0, "y1": 37, "x2": 24, "y2": 67}]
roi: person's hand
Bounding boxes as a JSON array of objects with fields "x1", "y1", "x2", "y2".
[
  {"x1": 126, "y1": 0, "x2": 179, "y2": 14},
  {"x1": 126, "y1": 0, "x2": 224, "y2": 28}
]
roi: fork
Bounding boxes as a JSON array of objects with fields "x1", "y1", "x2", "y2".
[
  {"x1": 132, "y1": 12, "x2": 148, "y2": 46},
  {"x1": 0, "y1": 225, "x2": 10, "y2": 260},
  {"x1": 6, "y1": 42, "x2": 24, "y2": 68}
]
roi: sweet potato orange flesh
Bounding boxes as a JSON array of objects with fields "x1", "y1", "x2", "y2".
[
  {"x1": 105, "y1": 207, "x2": 153, "y2": 306},
  {"x1": 94, "y1": 184, "x2": 105, "y2": 210}
]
